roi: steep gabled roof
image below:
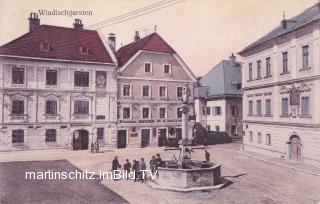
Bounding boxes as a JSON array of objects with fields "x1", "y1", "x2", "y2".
[
  {"x1": 115, "y1": 32, "x2": 176, "y2": 67},
  {"x1": 196, "y1": 60, "x2": 242, "y2": 99},
  {"x1": 240, "y1": 3, "x2": 320, "y2": 55},
  {"x1": 0, "y1": 25, "x2": 115, "y2": 63}
]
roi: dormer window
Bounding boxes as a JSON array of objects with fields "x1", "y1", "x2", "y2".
[
  {"x1": 80, "y1": 46, "x2": 89, "y2": 55},
  {"x1": 41, "y1": 43, "x2": 50, "y2": 52}
]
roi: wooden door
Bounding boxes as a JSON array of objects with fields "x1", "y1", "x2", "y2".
[
  {"x1": 290, "y1": 136, "x2": 301, "y2": 160},
  {"x1": 141, "y1": 129, "x2": 150, "y2": 148},
  {"x1": 117, "y1": 130, "x2": 127, "y2": 148}
]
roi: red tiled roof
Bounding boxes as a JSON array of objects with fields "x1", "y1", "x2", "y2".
[
  {"x1": 115, "y1": 32, "x2": 176, "y2": 67},
  {"x1": 0, "y1": 25, "x2": 114, "y2": 63}
]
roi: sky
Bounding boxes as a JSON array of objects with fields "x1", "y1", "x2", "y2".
[{"x1": 0, "y1": 0, "x2": 318, "y2": 77}]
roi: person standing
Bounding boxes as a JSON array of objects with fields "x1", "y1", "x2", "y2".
[
  {"x1": 205, "y1": 150, "x2": 210, "y2": 162},
  {"x1": 139, "y1": 158, "x2": 147, "y2": 183},
  {"x1": 112, "y1": 156, "x2": 121, "y2": 180},
  {"x1": 90, "y1": 142, "x2": 95, "y2": 153},
  {"x1": 149, "y1": 156, "x2": 156, "y2": 174},
  {"x1": 95, "y1": 140, "x2": 99, "y2": 153},
  {"x1": 132, "y1": 160, "x2": 140, "y2": 182},
  {"x1": 154, "y1": 154, "x2": 163, "y2": 170},
  {"x1": 123, "y1": 159, "x2": 132, "y2": 180}
]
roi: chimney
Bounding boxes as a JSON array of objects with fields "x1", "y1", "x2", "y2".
[
  {"x1": 134, "y1": 31, "x2": 140, "y2": 42},
  {"x1": 282, "y1": 11, "x2": 287, "y2": 29},
  {"x1": 73, "y1": 19, "x2": 83, "y2": 30},
  {"x1": 108, "y1": 33, "x2": 116, "y2": 52},
  {"x1": 229, "y1": 53, "x2": 236, "y2": 67},
  {"x1": 29, "y1": 13, "x2": 40, "y2": 32}
]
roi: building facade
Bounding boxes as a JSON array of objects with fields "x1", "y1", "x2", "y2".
[
  {"x1": 115, "y1": 32, "x2": 196, "y2": 148},
  {"x1": 195, "y1": 54, "x2": 242, "y2": 139},
  {"x1": 239, "y1": 4, "x2": 320, "y2": 166},
  {"x1": 0, "y1": 14, "x2": 118, "y2": 151}
]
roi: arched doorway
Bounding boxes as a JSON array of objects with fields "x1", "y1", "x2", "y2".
[
  {"x1": 289, "y1": 135, "x2": 302, "y2": 160},
  {"x1": 72, "y1": 129, "x2": 89, "y2": 150}
]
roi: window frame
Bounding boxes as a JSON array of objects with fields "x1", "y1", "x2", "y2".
[
  {"x1": 248, "y1": 63, "x2": 253, "y2": 81},
  {"x1": 11, "y1": 66, "x2": 26, "y2": 85},
  {"x1": 142, "y1": 106, "x2": 151, "y2": 119},
  {"x1": 45, "y1": 100, "x2": 58, "y2": 115},
  {"x1": 46, "y1": 69, "x2": 58, "y2": 86},
  {"x1": 302, "y1": 45, "x2": 309, "y2": 69},
  {"x1": 45, "y1": 129, "x2": 57, "y2": 143},
  {"x1": 12, "y1": 129, "x2": 24, "y2": 144},
  {"x1": 159, "y1": 107, "x2": 167, "y2": 119},
  {"x1": 122, "y1": 106, "x2": 131, "y2": 119},
  {"x1": 163, "y1": 64, "x2": 172, "y2": 75},
  {"x1": 142, "y1": 84, "x2": 151, "y2": 98},
  {"x1": 122, "y1": 84, "x2": 132, "y2": 97},
  {"x1": 144, "y1": 62, "x2": 152, "y2": 74},
  {"x1": 256, "y1": 60, "x2": 262, "y2": 79},
  {"x1": 159, "y1": 85, "x2": 167, "y2": 98},
  {"x1": 281, "y1": 97, "x2": 289, "y2": 116},
  {"x1": 97, "y1": 128, "x2": 104, "y2": 140},
  {"x1": 11, "y1": 100, "x2": 24, "y2": 115},
  {"x1": 265, "y1": 57, "x2": 272, "y2": 77},
  {"x1": 282, "y1": 51, "x2": 289, "y2": 74},
  {"x1": 74, "y1": 71, "x2": 90, "y2": 87},
  {"x1": 74, "y1": 100, "x2": 89, "y2": 115}
]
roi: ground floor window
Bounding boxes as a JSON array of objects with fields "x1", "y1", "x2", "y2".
[
  {"x1": 257, "y1": 132, "x2": 262, "y2": 144},
  {"x1": 207, "y1": 125, "x2": 211, "y2": 131},
  {"x1": 97, "y1": 128, "x2": 104, "y2": 140},
  {"x1": 215, "y1": 126, "x2": 220, "y2": 132},
  {"x1": 45, "y1": 129, "x2": 56, "y2": 142},
  {"x1": 249, "y1": 131, "x2": 253, "y2": 142},
  {"x1": 12, "y1": 130, "x2": 24, "y2": 143},
  {"x1": 266, "y1": 134, "x2": 271, "y2": 146}
]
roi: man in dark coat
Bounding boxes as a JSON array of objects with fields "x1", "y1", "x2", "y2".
[
  {"x1": 123, "y1": 159, "x2": 132, "y2": 180},
  {"x1": 112, "y1": 156, "x2": 121, "y2": 180},
  {"x1": 139, "y1": 158, "x2": 147, "y2": 183},
  {"x1": 132, "y1": 160, "x2": 140, "y2": 182},
  {"x1": 205, "y1": 150, "x2": 210, "y2": 162}
]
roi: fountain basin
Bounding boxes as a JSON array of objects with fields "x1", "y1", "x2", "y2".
[{"x1": 152, "y1": 161, "x2": 222, "y2": 191}]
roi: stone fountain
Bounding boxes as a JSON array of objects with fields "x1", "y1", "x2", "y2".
[{"x1": 150, "y1": 83, "x2": 223, "y2": 192}]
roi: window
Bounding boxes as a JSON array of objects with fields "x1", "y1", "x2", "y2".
[
  {"x1": 74, "y1": 101, "x2": 89, "y2": 115},
  {"x1": 123, "y1": 107, "x2": 131, "y2": 119},
  {"x1": 301, "y1": 96, "x2": 310, "y2": 117},
  {"x1": 282, "y1": 52, "x2": 288, "y2": 73},
  {"x1": 41, "y1": 42, "x2": 49, "y2": 51},
  {"x1": 236, "y1": 83, "x2": 241, "y2": 90},
  {"x1": 123, "y1": 85, "x2": 131, "y2": 96},
  {"x1": 144, "y1": 63, "x2": 151, "y2": 73},
  {"x1": 45, "y1": 129, "x2": 56, "y2": 142},
  {"x1": 177, "y1": 108, "x2": 182, "y2": 118},
  {"x1": 257, "y1": 60, "x2": 261, "y2": 79},
  {"x1": 231, "y1": 106, "x2": 237, "y2": 116},
  {"x1": 46, "y1": 100, "x2": 57, "y2": 114},
  {"x1": 213, "y1": 107, "x2": 221, "y2": 115},
  {"x1": 302, "y1": 45, "x2": 309, "y2": 69},
  {"x1": 142, "y1": 85, "x2": 150, "y2": 97},
  {"x1": 248, "y1": 63, "x2": 253, "y2": 80},
  {"x1": 97, "y1": 128, "x2": 104, "y2": 140},
  {"x1": 215, "y1": 126, "x2": 220, "y2": 132},
  {"x1": 256, "y1": 100, "x2": 262, "y2": 116},
  {"x1": 142, "y1": 107, "x2": 150, "y2": 119},
  {"x1": 257, "y1": 132, "x2": 262, "y2": 144},
  {"x1": 12, "y1": 100, "x2": 24, "y2": 115},
  {"x1": 164, "y1": 64, "x2": 171, "y2": 74},
  {"x1": 159, "y1": 86, "x2": 167, "y2": 98},
  {"x1": 266, "y1": 57, "x2": 271, "y2": 77},
  {"x1": 265, "y1": 99, "x2": 271, "y2": 116},
  {"x1": 248, "y1": 100, "x2": 253, "y2": 115},
  {"x1": 46, "y1": 70, "x2": 57, "y2": 86},
  {"x1": 207, "y1": 125, "x2": 211, "y2": 131},
  {"x1": 12, "y1": 130, "x2": 24, "y2": 143},
  {"x1": 81, "y1": 46, "x2": 89, "y2": 55},
  {"x1": 159, "y1": 107, "x2": 166, "y2": 119},
  {"x1": 206, "y1": 107, "x2": 211, "y2": 115},
  {"x1": 177, "y1": 87, "x2": 183, "y2": 98},
  {"x1": 12, "y1": 67, "x2": 25, "y2": 84},
  {"x1": 281, "y1": 97, "x2": 289, "y2": 116},
  {"x1": 249, "y1": 131, "x2": 253, "y2": 142},
  {"x1": 266, "y1": 134, "x2": 271, "y2": 146},
  {"x1": 202, "y1": 107, "x2": 206, "y2": 115},
  {"x1": 74, "y1": 71, "x2": 89, "y2": 87},
  {"x1": 231, "y1": 125, "x2": 237, "y2": 135}
]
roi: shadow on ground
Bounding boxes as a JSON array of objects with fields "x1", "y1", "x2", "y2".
[{"x1": 0, "y1": 160, "x2": 128, "y2": 204}]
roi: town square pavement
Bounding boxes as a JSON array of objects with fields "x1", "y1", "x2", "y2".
[{"x1": 1, "y1": 143, "x2": 320, "y2": 204}]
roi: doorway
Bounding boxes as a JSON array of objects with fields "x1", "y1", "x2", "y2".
[
  {"x1": 289, "y1": 135, "x2": 302, "y2": 160},
  {"x1": 141, "y1": 129, "x2": 150, "y2": 148},
  {"x1": 72, "y1": 129, "x2": 89, "y2": 150},
  {"x1": 117, "y1": 130, "x2": 127, "y2": 148}
]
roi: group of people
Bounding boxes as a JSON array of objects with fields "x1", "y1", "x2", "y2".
[
  {"x1": 112, "y1": 153, "x2": 164, "y2": 182},
  {"x1": 90, "y1": 140, "x2": 100, "y2": 153}
]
